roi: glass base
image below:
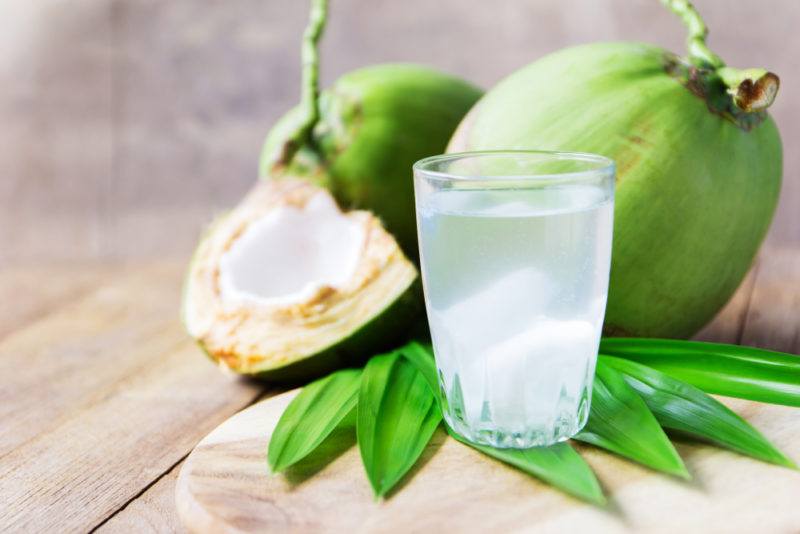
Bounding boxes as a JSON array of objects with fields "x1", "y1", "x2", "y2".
[
  {"x1": 444, "y1": 409, "x2": 587, "y2": 449},
  {"x1": 441, "y1": 384, "x2": 591, "y2": 449}
]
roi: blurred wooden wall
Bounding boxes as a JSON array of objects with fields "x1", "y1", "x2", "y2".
[{"x1": 2, "y1": 0, "x2": 798, "y2": 263}]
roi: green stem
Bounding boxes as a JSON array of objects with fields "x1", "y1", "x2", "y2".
[
  {"x1": 660, "y1": 0, "x2": 723, "y2": 68},
  {"x1": 661, "y1": 0, "x2": 779, "y2": 112},
  {"x1": 279, "y1": 0, "x2": 328, "y2": 167}
]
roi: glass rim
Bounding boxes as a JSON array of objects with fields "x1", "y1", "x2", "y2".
[{"x1": 413, "y1": 150, "x2": 615, "y2": 185}]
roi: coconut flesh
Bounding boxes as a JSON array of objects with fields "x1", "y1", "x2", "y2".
[
  {"x1": 183, "y1": 180, "x2": 418, "y2": 375},
  {"x1": 218, "y1": 192, "x2": 365, "y2": 308}
]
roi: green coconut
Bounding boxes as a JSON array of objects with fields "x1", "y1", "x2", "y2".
[
  {"x1": 182, "y1": 180, "x2": 421, "y2": 381},
  {"x1": 448, "y1": 0, "x2": 782, "y2": 338},
  {"x1": 182, "y1": 0, "x2": 477, "y2": 381},
  {"x1": 259, "y1": 0, "x2": 482, "y2": 261}
]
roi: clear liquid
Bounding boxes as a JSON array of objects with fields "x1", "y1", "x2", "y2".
[{"x1": 418, "y1": 186, "x2": 613, "y2": 448}]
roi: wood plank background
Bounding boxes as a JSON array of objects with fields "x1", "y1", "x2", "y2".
[{"x1": 2, "y1": 0, "x2": 799, "y2": 264}]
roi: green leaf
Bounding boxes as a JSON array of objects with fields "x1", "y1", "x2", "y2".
[
  {"x1": 268, "y1": 368, "x2": 361, "y2": 472},
  {"x1": 358, "y1": 351, "x2": 442, "y2": 497},
  {"x1": 575, "y1": 361, "x2": 689, "y2": 478},
  {"x1": 398, "y1": 341, "x2": 439, "y2": 394},
  {"x1": 599, "y1": 337, "x2": 800, "y2": 407},
  {"x1": 449, "y1": 429, "x2": 605, "y2": 505},
  {"x1": 602, "y1": 355, "x2": 796, "y2": 469}
]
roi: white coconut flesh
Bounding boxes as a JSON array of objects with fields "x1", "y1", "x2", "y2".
[
  {"x1": 183, "y1": 179, "x2": 418, "y2": 374},
  {"x1": 218, "y1": 193, "x2": 365, "y2": 307}
]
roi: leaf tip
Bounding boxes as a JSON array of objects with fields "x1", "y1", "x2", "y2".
[
  {"x1": 585, "y1": 488, "x2": 607, "y2": 507},
  {"x1": 776, "y1": 454, "x2": 798, "y2": 470},
  {"x1": 673, "y1": 465, "x2": 692, "y2": 481},
  {"x1": 266, "y1": 449, "x2": 278, "y2": 472},
  {"x1": 663, "y1": 454, "x2": 691, "y2": 481},
  {"x1": 266, "y1": 455, "x2": 284, "y2": 474},
  {"x1": 570, "y1": 475, "x2": 607, "y2": 506},
  {"x1": 640, "y1": 442, "x2": 691, "y2": 480},
  {"x1": 370, "y1": 481, "x2": 389, "y2": 500},
  {"x1": 266, "y1": 439, "x2": 290, "y2": 473}
]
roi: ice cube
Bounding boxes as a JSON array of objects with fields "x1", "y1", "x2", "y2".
[
  {"x1": 437, "y1": 267, "x2": 557, "y2": 353},
  {"x1": 477, "y1": 319, "x2": 598, "y2": 430}
]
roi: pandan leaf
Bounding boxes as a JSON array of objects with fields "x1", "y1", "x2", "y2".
[
  {"x1": 599, "y1": 338, "x2": 800, "y2": 407},
  {"x1": 399, "y1": 341, "x2": 439, "y2": 394},
  {"x1": 358, "y1": 351, "x2": 442, "y2": 497},
  {"x1": 268, "y1": 368, "x2": 361, "y2": 472},
  {"x1": 603, "y1": 356, "x2": 796, "y2": 469},
  {"x1": 575, "y1": 361, "x2": 689, "y2": 478},
  {"x1": 450, "y1": 429, "x2": 605, "y2": 505}
]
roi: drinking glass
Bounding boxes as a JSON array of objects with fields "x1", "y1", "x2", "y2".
[{"x1": 413, "y1": 150, "x2": 615, "y2": 448}]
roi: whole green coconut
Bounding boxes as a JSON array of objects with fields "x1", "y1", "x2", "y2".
[
  {"x1": 262, "y1": 64, "x2": 482, "y2": 261},
  {"x1": 448, "y1": 0, "x2": 782, "y2": 338},
  {"x1": 259, "y1": 1, "x2": 481, "y2": 261}
]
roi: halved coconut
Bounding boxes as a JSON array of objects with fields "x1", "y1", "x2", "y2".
[{"x1": 182, "y1": 179, "x2": 420, "y2": 381}]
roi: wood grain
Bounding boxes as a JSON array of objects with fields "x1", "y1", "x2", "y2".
[
  {"x1": 0, "y1": 248, "x2": 796, "y2": 531},
  {"x1": 0, "y1": 245, "x2": 793, "y2": 531},
  {"x1": 0, "y1": 262, "x2": 265, "y2": 532},
  {"x1": 740, "y1": 247, "x2": 800, "y2": 353},
  {"x1": 0, "y1": 262, "x2": 114, "y2": 340},
  {"x1": 693, "y1": 259, "x2": 759, "y2": 344},
  {"x1": 2, "y1": 0, "x2": 799, "y2": 263},
  {"x1": 0, "y1": 0, "x2": 112, "y2": 262},
  {"x1": 97, "y1": 462, "x2": 185, "y2": 534},
  {"x1": 175, "y1": 389, "x2": 800, "y2": 533},
  {"x1": 1, "y1": 262, "x2": 186, "y2": 457}
]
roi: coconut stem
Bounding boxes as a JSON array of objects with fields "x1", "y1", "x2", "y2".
[
  {"x1": 660, "y1": 0, "x2": 723, "y2": 68},
  {"x1": 717, "y1": 67, "x2": 780, "y2": 113},
  {"x1": 661, "y1": 0, "x2": 779, "y2": 112},
  {"x1": 281, "y1": 0, "x2": 328, "y2": 166}
]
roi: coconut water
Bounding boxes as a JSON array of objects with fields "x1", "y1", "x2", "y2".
[{"x1": 417, "y1": 185, "x2": 613, "y2": 448}]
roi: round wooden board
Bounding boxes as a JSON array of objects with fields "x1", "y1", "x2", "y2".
[{"x1": 176, "y1": 390, "x2": 800, "y2": 533}]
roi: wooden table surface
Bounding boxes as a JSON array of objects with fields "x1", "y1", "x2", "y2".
[{"x1": 1, "y1": 247, "x2": 798, "y2": 532}]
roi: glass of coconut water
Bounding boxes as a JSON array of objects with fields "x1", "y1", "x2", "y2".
[{"x1": 413, "y1": 151, "x2": 615, "y2": 448}]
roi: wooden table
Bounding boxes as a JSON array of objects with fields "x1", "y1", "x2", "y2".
[{"x1": 1, "y1": 248, "x2": 799, "y2": 532}]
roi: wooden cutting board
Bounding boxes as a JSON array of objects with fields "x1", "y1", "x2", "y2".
[{"x1": 176, "y1": 387, "x2": 800, "y2": 533}]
